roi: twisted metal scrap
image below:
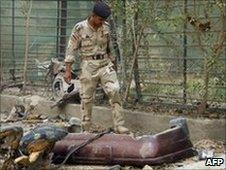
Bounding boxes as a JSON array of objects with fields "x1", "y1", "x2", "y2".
[
  {"x1": 15, "y1": 125, "x2": 68, "y2": 170},
  {"x1": 0, "y1": 126, "x2": 23, "y2": 170}
]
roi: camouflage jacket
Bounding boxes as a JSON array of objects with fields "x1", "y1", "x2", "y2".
[{"x1": 65, "y1": 18, "x2": 113, "y2": 63}]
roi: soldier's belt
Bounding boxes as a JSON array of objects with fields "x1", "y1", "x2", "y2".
[{"x1": 83, "y1": 54, "x2": 107, "y2": 60}]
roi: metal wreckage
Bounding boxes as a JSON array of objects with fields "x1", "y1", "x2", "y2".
[{"x1": 0, "y1": 118, "x2": 197, "y2": 169}]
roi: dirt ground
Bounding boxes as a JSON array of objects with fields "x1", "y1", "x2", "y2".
[
  {"x1": 1, "y1": 120, "x2": 225, "y2": 170},
  {"x1": 0, "y1": 87, "x2": 225, "y2": 170}
]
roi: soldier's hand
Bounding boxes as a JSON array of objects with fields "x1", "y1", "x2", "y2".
[{"x1": 64, "y1": 70, "x2": 72, "y2": 84}]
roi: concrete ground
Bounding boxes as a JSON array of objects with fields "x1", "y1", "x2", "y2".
[
  {"x1": 0, "y1": 94, "x2": 225, "y2": 170},
  {"x1": 1, "y1": 94, "x2": 225, "y2": 142}
]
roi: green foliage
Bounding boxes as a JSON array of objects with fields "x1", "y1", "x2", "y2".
[
  {"x1": 110, "y1": 0, "x2": 226, "y2": 104},
  {"x1": 187, "y1": 76, "x2": 226, "y2": 102}
]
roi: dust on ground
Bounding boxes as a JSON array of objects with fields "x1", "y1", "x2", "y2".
[
  {"x1": 0, "y1": 87, "x2": 225, "y2": 170},
  {"x1": 1, "y1": 117, "x2": 225, "y2": 170}
]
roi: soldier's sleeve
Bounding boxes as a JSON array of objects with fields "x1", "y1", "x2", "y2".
[{"x1": 65, "y1": 24, "x2": 82, "y2": 63}]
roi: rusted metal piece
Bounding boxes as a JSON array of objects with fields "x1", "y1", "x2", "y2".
[
  {"x1": 16, "y1": 125, "x2": 68, "y2": 169},
  {"x1": 0, "y1": 126, "x2": 23, "y2": 170},
  {"x1": 19, "y1": 125, "x2": 68, "y2": 155},
  {"x1": 52, "y1": 119, "x2": 196, "y2": 166},
  {"x1": 0, "y1": 126, "x2": 23, "y2": 151},
  {"x1": 51, "y1": 90, "x2": 81, "y2": 109}
]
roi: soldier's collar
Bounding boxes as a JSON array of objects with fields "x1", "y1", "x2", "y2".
[{"x1": 87, "y1": 17, "x2": 103, "y2": 32}]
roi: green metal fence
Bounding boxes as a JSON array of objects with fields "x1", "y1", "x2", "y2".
[{"x1": 1, "y1": 0, "x2": 92, "y2": 84}]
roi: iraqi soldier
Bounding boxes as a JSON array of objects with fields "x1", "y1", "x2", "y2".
[{"x1": 64, "y1": 1, "x2": 129, "y2": 134}]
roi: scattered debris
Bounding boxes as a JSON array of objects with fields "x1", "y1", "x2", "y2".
[
  {"x1": 0, "y1": 126, "x2": 23, "y2": 170},
  {"x1": 0, "y1": 93, "x2": 225, "y2": 169},
  {"x1": 194, "y1": 139, "x2": 225, "y2": 153},
  {"x1": 1, "y1": 117, "x2": 225, "y2": 169},
  {"x1": 67, "y1": 117, "x2": 81, "y2": 133},
  {"x1": 108, "y1": 165, "x2": 122, "y2": 170},
  {"x1": 142, "y1": 165, "x2": 153, "y2": 170},
  {"x1": 2, "y1": 105, "x2": 26, "y2": 122},
  {"x1": 197, "y1": 149, "x2": 214, "y2": 160},
  {"x1": 1, "y1": 95, "x2": 45, "y2": 123},
  {"x1": 0, "y1": 82, "x2": 23, "y2": 92},
  {"x1": 51, "y1": 90, "x2": 81, "y2": 109},
  {"x1": 0, "y1": 125, "x2": 68, "y2": 169}
]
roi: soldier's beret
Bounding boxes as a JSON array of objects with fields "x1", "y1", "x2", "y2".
[{"x1": 93, "y1": 2, "x2": 111, "y2": 19}]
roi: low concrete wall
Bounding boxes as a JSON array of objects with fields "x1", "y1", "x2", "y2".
[{"x1": 1, "y1": 94, "x2": 225, "y2": 142}]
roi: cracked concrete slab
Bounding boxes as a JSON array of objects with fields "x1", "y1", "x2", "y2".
[{"x1": 0, "y1": 94, "x2": 225, "y2": 142}]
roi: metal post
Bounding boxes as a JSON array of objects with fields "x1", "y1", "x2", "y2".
[
  {"x1": 224, "y1": 13, "x2": 226, "y2": 103},
  {"x1": 183, "y1": 0, "x2": 187, "y2": 104},
  {"x1": 0, "y1": 0, "x2": 1, "y2": 64},
  {"x1": 56, "y1": 0, "x2": 60, "y2": 59},
  {"x1": 224, "y1": 43, "x2": 226, "y2": 103},
  {"x1": 59, "y1": 0, "x2": 67, "y2": 61},
  {"x1": 121, "y1": 0, "x2": 126, "y2": 92},
  {"x1": 133, "y1": 10, "x2": 142, "y2": 103},
  {"x1": 0, "y1": 0, "x2": 1, "y2": 124},
  {"x1": 12, "y1": 0, "x2": 15, "y2": 81}
]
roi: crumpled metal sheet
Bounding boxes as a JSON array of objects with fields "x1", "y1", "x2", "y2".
[
  {"x1": 52, "y1": 124, "x2": 196, "y2": 166},
  {"x1": 19, "y1": 125, "x2": 68, "y2": 154},
  {"x1": 0, "y1": 126, "x2": 23, "y2": 150}
]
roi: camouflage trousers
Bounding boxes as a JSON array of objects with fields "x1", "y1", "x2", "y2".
[{"x1": 79, "y1": 58, "x2": 125, "y2": 131}]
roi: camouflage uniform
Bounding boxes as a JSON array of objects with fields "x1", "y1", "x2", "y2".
[{"x1": 65, "y1": 18, "x2": 128, "y2": 133}]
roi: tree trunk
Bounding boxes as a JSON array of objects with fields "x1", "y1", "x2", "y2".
[{"x1": 22, "y1": 1, "x2": 32, "y2": 94}]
